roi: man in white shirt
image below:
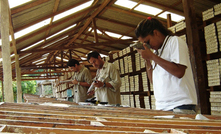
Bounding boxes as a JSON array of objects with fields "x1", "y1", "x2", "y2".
[
  {"x1": 67, "y1": 59, "x2": 92, "y2": 103},
  {"x1": 87, "y1": 51, "x2": 121, "y2": 105}
]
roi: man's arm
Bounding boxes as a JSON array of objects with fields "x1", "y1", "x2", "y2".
[{"x1": 152, "y1": 54, "x2": 187, "y2": 78}]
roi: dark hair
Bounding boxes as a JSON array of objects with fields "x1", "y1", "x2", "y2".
[
  {"x1": 67, "y1": 59, "x2": 79, "y2": 67},
  {"x1": 87, "y1": 51, "x2": 100, "y2": 62},
  {"x1": 135, "y1": 18, "x2": 173, "y2": 38}
]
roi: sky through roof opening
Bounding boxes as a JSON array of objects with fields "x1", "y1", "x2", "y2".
[
  {"x1": 46, "y1": 24, "x2": 76, "y2": 40},
  {"x1": 88, "y1": 28, "x2": 132, "y2": 39},
  {"x1": 32, "y1": 58, "x2": 47, "y2": 64},
  {"x1": 56, "y1": 57, "x2": 69, "y2": 62},
  {"x1": 158, "y1": 11, "x2": 185, "y2": 22},
  {"x1": 9, "y1": 0, "x2": 32, "y2": 8},
  {"x1": 21, "y1": 40, "x2": 44, "y2": 51},
  {"x1": 115, "y1": 0, "x2": 184, "y2": 22},
  {"x1": 53, "y1": 0, "x2": 93, "y2": 22},
  {"x1": 15, "y1": 19, "x2": 50, "y2": 39},
  {"x1": 115, "y1": 0, "x2": 137, "y2": 9}
]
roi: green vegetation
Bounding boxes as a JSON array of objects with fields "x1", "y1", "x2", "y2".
[
  {"x1": 13, "y1": 81, "x2": 37, "y2": 102},
  {"x1": 0, "y1": 80, "x2": 37, "y2": 102},
  {"x1": 43, "y1": 85, "x2": 53, "y2": 95}
]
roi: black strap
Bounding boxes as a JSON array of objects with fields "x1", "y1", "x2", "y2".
[{"x1": 152, "y1": 35, "x2": 171, "y2": 70}]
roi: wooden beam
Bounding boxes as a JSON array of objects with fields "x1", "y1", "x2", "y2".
[
  {"x1": 12, "y1": 0, "x2": 91, "y2": 33},
  {"x1": 0, "y1": 0, "x2": 92, "y2": 40},
  {"x1": 92, "y1": 19, "x2": 99, "y2": 43},
  {"x1": 11, "y1": 0, "x2": 50, "y2": 15},
  {"x1": 15, "y1": 55, "x2": 22, "y2": 103},
  {"x1": 167, "y1": 14, "x2": 172, "y2": 28},
  {"x1": 21, "y1": 70, "x2": 66, "y2": 75},
  {"x1": 0, "y1": 0, "x2": 14, "y2": 102},
  {"x1": 142, "y1": 0, "x2": 183, "y2": 16},
  {"x1": 97, "y1": 16, "x2": 137, "y2": 28},
  {"x1": 21, "y1": 78, "x2": 57, "y2": 81},
  {"x1": 65, "y1": 0, "x2": 112, "y2": 46},
  {"x1": 80, "y1": 26, "x2": 93, "y2": 44},
  {"x1": 15, "y1": 16, "x2": 85, "y2": 46},
  {"x1": 107, "y1": 6, "x2": 147, "y2": 19},
  {"x1": 154, "y1": 0, "x2": 182, "y2": 17},
  {"x1": 21, "y1": 75, "x2": 62, "y2": 77},
  {"x1": 182, "y1": 0, "x2": 209, "y2": 114},
  {"x1": 207, "y1": 0, "x2": 221, "y2": 4},
  {"x1": 8, "y1": 4, "x2": 22, "y2": 103},
  {"x1": 19, "y1": 39, "x2": 135, "y2": 54},
  {"x1": 43, "y1": 0, "x2": 60, "y2": 41}
]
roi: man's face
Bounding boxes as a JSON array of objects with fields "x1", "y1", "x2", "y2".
[
  {"x1": 89, "y1": 56, "x2": 102, "y2": 69},
  {"x1": 68, "y1": 65, "x2": 77, "y2": 72}
]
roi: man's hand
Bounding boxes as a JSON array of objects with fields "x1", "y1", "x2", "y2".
[
  {"x1": 72, "y1": 79, "x2": 78, "y2": 85},
  {"x1": 93, "y1": 80, "x2": 104, "y2": 88},
  {"x1": 87, "y1": 90, "x2": 95, "y2": 96}
]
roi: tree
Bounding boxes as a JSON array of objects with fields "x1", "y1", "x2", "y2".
[{"x1": 13, "y1": 81, "x2": 37, "y2": 102}]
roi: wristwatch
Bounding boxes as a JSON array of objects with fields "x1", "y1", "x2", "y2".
[
  {"x1": 77, "y1": 82, "x2": 80, "y2": 86},
  {"x1": 103, "y1": 82, "x2": 106, "y2": 87}
]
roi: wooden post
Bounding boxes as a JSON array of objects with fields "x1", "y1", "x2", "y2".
[
  {"x1": 1, "y1": 81, "x2": 4, "y2": 101},
  {"x1": 0, "y1": 0, "x2": 14, "y2": 102},
  {"x1": 61, "y1": 50, "x2": 63, "y2": 67},
  {"x1": 41, "y1": 84, "x2": 44, "y2": 97},
  {"x1": 167, "y1": 14, "x2": 172, "y2": 28},
  {"x1": 182, "y1": 0, "x2": 209, "y2": 114},
  {"x1": 15, "y1": 54, "x2": 22, "y2": 103},
  {"x1": 69, "y1": 50, "x2": 72, "y2": 60},
  {"x1": 7, "y1": 0, "x2": 22, "y2": 103},
  {"x1": 92, "y1": 19, "x2": 99, "y2": 43}
]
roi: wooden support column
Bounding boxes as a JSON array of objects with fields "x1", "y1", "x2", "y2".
[
  {"x1": 15, "y1": 55, "x2": 22, "y2": 103},
  {"x1": 8, "y1": 2, "x2": 22, "y2": 103},
  {"x1": 69, "y1": 50, "x2": 72, "y2": 60},
  {"x1": 0, "y1": 0, "x2": 14, "y2": 102},
  {"x1": 1, "y1": 81, "x2": 4, "y2": 101},
  {"x1": 167, "y1": 14, "x2": 172, "y2": 28},
  {"x1": 182, "y1": 0, "x2": 209, "y2": 114},
  {"x1": 92, "y1": 19, "x2": 99, "y2": 43},
  {"x1": 61, "y1": 51, "x2": 63, "y2": 67},
  {"x1": 41, "y1": 83, "x2": 45, "y2": 97}
]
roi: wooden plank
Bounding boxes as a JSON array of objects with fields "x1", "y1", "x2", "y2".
[
  {"x1": 0, "y1": 125, "x2": 7, "y2": 132},
  {"x1": 3, "y1": 125, "x2": 146, "y2": 134},
  {"x1": 0, "y1": 111, "x2": 220, "y2": 133},
  {"x1": 1, "y1": 102, "x2": 221, "y2": 126},
  {"x1": 0, "y1": 111, "x2": 221, "y2": 133},
  {"x1": 1, "y1": 109, "x2": 221, "y2": 128},
  {"x1": 0, "y1": 99, "x2": 221, "y2": 133}
]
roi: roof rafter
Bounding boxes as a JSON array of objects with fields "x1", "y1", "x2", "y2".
[
  {"x1": 65, "y1": 0, "x2": 112, "y2": 46},
  {"x1": 19, "y1": 39, "x2": 134, "y2": 54}
]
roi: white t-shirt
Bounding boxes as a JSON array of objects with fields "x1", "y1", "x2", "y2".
[{"x1": 152, "y1": 36, "x2": 197, "y2": 111}]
